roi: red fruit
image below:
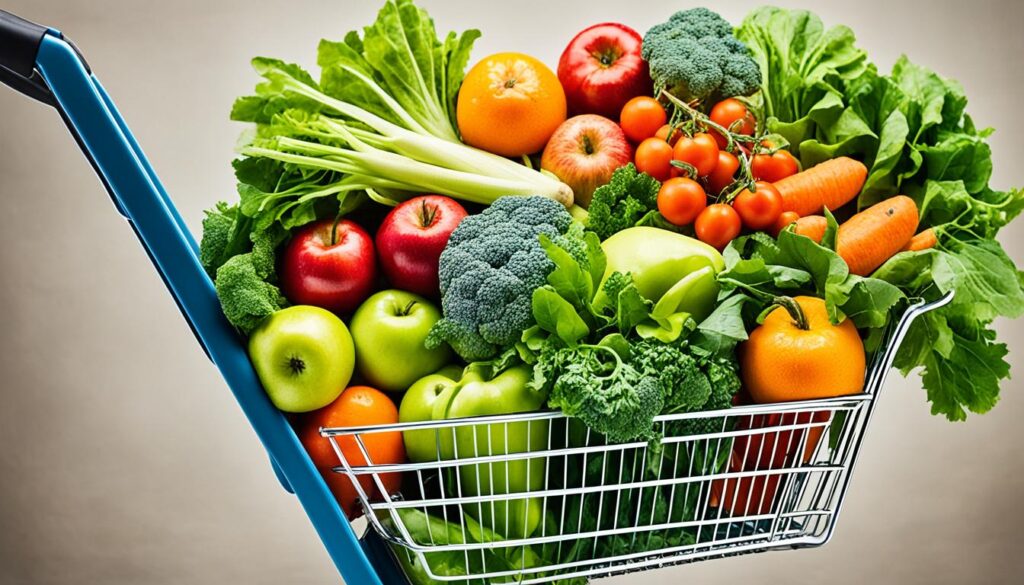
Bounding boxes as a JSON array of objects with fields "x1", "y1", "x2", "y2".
[
  {"x1": 280, "y1": 219, "x2": 377, "y2": 314},
  {"x1": 376, "y1": 195, "x2": 467, "y2": 296},
  {"x1": 557, "y1": 23, "x2": 652, "y2": 118},
  {"x1": 541, "y1": 115, "x2": 633, "y2": 208},
  {"x1": 733, "y1": 182, "x2": 784, "y2": 231}
]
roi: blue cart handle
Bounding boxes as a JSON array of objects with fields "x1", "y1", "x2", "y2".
[{"x1": 0, "y1": 11, "x2": 393, "y2": 585}]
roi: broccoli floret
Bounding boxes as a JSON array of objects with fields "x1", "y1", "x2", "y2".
[
  {"x1": 213, "y1": 224, "x2": 288, "y2": 334},
  {"x1": 427, "y1": 196, "x2": 576, "y2": 361},
  {"x1": 632, "y1": 339, "x2": 712, "y2": 413},
  {"x1": 586, "y1": 164, "x2": 661, "y2": 240},
  {"x1": 199, "y1": 202, "x2": 254, "y2": 278},
  {"x1": 642, "y1": 8, "x2": 761, "y2": 104}
]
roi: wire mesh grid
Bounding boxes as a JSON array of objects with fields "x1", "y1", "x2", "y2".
[{"x1": 321, "y1": 294, "x2": 951, "y2": 584}]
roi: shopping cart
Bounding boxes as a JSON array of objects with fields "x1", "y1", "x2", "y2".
[{"x1": 0, "y1": 10, "x2": 953, "y2": 585}]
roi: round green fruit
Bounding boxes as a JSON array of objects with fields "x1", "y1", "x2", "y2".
[
  {"x1": 350, "y1": 290, "x2": 452, "y2": 392},
  {"x1": 248, "y1": 305, "x2": 355, "y2": 413},
  {"x1": 398, "y1": 366, "x2": 462, "y2": 463}
]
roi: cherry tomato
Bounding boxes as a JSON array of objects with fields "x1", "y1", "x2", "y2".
[
  {"x1": 705, "y1": 151, "x2": 741, "y2": 195},
  {"x1": 772, "y1": 211, "x2": 800, "y2": 237},
  {"x1": 709, "y1": 98, "x2": 756, "y2": 149},
  {"x1": 620, "y1": 97, "x2": 667, "y2": 143},
  {"x1": 672, "y1": 132, "x2": 719, "y2": 177},
  {"x1": 634, "y1": 137, "x2": 674, "y2": 182},
  {"x1": 751, "y1": 150, "x2": 799, "y2": 182},
  {"x1": 658, "y1": 177, "x2": 707, "y2": 226},
  {"x1": 733, "y1": 181, "x2": 784, "y2": 230},
  {"x1": 695, "y1": 204, "x2": 742, "y2": 249},
  {"x1": 655, "y1": 124, "x2": 681, "y2": 146}
]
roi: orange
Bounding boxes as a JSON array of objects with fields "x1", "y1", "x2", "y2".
[
  {"x1": 741, "y1": 296, "x2": 866, "y2": 404},
  {"x1": 457, "y1": 52, "x2": 567, "y2": 157},
  {"x1": 298, "y1": 385, "x2": 405, "y2": 519}
]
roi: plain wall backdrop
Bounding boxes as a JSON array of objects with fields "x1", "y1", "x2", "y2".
[{"x1": 1, "y1": 0, "x2": 1022, "y2": 583}]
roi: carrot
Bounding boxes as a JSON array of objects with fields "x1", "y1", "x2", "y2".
[
  {"x1": 792, "y1": 215, "x2": 827, "y2": 243},
  {"x1": 900, "y1": 228, "x2": 937, "y2": 252},
  {"x1": 774, "y1": 157, "x2": 868, "y2": 216},
  {"x1": 836, "y1": 195, "x2": 919, "y2": 276}
]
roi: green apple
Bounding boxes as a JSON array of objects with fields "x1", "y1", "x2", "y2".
[
  {"x1": 248, "y1": 305, "x2": 355, "y2": 413},
  {"x1": 398, "y1": 365, "x2": 462, "y2": 463},
  {"x1": 350, "y1": 290, "x2": 452, "y2": 392}
]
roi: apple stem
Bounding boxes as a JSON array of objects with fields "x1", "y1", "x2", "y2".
[
  {"x1": 581, "y1": 134, "x2": 595, "y2": 155},
  {"x1": 418, "y1": 198, "x2": 438, "y2": 228},
  {"x1": 399, "y1": 299, "x2": 418, "y2": 316},
  {"x1": 329, "y1": 213, "x2": 343, "y2": 246}
]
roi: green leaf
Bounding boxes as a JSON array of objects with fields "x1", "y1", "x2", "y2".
[
  {"x1": 532, "y1": 286, "x2": 589, "y2": 345},
  {"x1": 539, "y1": 234, "x2": 592, "y2": 310}
]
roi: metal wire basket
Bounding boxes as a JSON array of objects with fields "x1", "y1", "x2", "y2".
[{"x1": 322, "y1": 293, "x2": 952, "y2": 584}]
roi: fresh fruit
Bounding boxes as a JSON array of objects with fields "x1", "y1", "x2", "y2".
[
  {"x1": 298, "y1": 386, "x2": 404, "y2": 519},
  {"x1": 741, "y1": 296, "x2": 866, "y2": 403},
  {"x1": 557, "y1": 23, "x2": 651, "y2": 118},
  {"x1": 751, "y1": 149, "x2": 800, "y2": 182},
  {"x1": 248, "y1": 306, "x2": 355, "y2": 413},
  {"x1": 634, "y1": 137, "x2": 674, "y2": 182},
  {"x1": 350, "y1": 290, "x2": 451, "y2": 392},
  {"x1": 657, "y1": 177, "x2": 707, "y2": 226},
  {"x1": 398, "y1": 366, "x2": 462, "y2": 463},
  {"x1": 655, "y1": 124, "x2": 681, "y2": 146},
  {"x1": 732, "y1": 181, "x2": 783, "y2": 230},
  {"x1": 775, "y1": 156, "x2": 868, "y2": 216},
  {"x1": 457, "y1": 52, "x2": 567, "y2": 157},
  {"x1": 709, "y1": 97, "x2": 755, "y2": 148},
  {"x1": 772, "y1": 210, "x2": 801, "y2": 236},
  {"x1": 695, "y1": 203, "x2": 742, "y2": 249},
  {"x1": 376, "y1": 195, "x2": 467, "y2": 296},
  {"x1": 836, "y1": 195, "x2": 919, "y2": 276},
  {"x1": 598, "y1": 227, "x2": 724, "y2": 322},
  {"x1": 671, "y1": 132, "x2": 719, "y2": 177},
  {"x1": 280, "y1": 218, "x2": 376, "y2": 314},
  {"x1": 541, "y1": 115, "x2": 634, "y2": 208},
  {"x1": 619, "y1": 96, "x2": 667, "y2": 143},
  {"x1": 705, "y1": 150, "x2": 740, "y2": 195}
]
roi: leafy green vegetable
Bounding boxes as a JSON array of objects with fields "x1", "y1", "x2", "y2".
[
  {"x1": 212, "y1": 224, "x2": 288, "y2": 334},
  {"x1": 585, "y1": 164, "x2": 662, "y2": 240}
]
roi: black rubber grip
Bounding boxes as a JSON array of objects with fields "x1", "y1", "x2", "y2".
[{"x1": 0, "y1": 10, "x2": 48, "y2": 78}]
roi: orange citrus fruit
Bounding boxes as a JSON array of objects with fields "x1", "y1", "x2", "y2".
[{"x1": 457, "y1": 52, "x2": 567, "y2": 157}]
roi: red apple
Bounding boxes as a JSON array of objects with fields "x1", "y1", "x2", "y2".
[
  {"x1": 376, "y1": 195, "x2": 468, "y2": 296},
  {"x1": 557, "y1": 23, "x2": 652, "y2": 118},
  {"x1": 540, "y1": 115, "x2": 633, "y2": 208},
  {"x1": 280, "y1": 218, "x2": 376, "y2": 314}
]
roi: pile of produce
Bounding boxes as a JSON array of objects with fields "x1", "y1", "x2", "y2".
[{"x1": 200, "y1": 1, "x2": 1023, "y2": 581}]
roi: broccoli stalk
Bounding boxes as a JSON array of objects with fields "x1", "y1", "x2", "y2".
[{"x1": 642, "y1": 8, "x2": 761, "y2": 105}]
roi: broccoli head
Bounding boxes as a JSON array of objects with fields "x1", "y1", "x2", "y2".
[
  {"x1": 426, "y1": 196, "x2": 578, "y2": 361},
  {"x1": 211, "y1": 220, "x2": 288, "y2": 334},
  {"x1": 642, "y1": 8, "x2": 761, "y2": 104},
  {"x1": 586, "y1": 164, "x2": 661, "y2": 240}
]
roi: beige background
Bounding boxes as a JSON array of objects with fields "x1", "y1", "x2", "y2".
[{"x1": 0, "y1": 0, "x2": 1021, "y2": 583}]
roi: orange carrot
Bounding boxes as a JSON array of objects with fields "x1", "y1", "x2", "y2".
[
  {"x1": 900, "y1": 228, "x2": 937, "y2": 252},
  {"x1": 792, "y1": 215, "x2": 827, "y2": 243},
  {"x1": 774, "y1": 157, "x2": 868, "y2": 216},
  {"x1": 836, "y1": 196, "x2": 919, "y2": 276}
]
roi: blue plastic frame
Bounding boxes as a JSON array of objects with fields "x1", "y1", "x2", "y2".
[{"x1": 26, "y1": 32, "x2": 398, "y2": 585}]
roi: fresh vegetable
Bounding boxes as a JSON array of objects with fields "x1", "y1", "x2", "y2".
[
  {"x1": 836, "y1": 195, "x2": 919, "y2": 276},
  {"x1": 732, "y1": 181, "x2": 783, "y2": 230},
  {"x1": 598, "y1": 226, "x2": 725, "y2": 324},
  {"x1": 751, "y1": 149, "x2": 799, "y2": 182},
  {"x1": 619, "y1": 96, "x2": 667, "y2": 143},
  {"x1": 426, "y1": 196, "x2": 583, "y2": 361},
  {"x1": 376, "y1": 195, "x2": 467, "y2": 297},
  {"x1": 741, "y1": 296, "x2": 866, "y2": 403},
  {"x1": 299, "y1": 385, "x2": 404, "y2": 519},
  {"x1": 350, "y1": 290, "x2": 450, "y2": 392},
  {"x1": 901, "y1": 228, "x2": 937, "y2": 252},
  {"x1": 641, "y1": 8, "x2": 761, "y2": 104},
  {"x1": 457, "y1": 52, "x2": 567, "y2": 157},
  {"x1": 671, "y1": 132, "x2": 719, "y2": 177},
  {"x1": 657, "y1": 177, "x2": 707, "y2": 226},
  {"x1": 585, "y1": 163, "x2": 663, "y2": 240},
  {"x1": 772, "y1": 210, "x2": 800, "y2": 237},
  {"x1": 634, "y1": 137, "x2": 674, "y2": 182},
  {"x1": 431, "y1": 361, "x2": 548, "y2": 539},
  {"x1": 709, "y1": 98, "x2": 756, "y2": 148},
  {"x1": 706, "y1": 150, "x2": 741, "y2": 195},
  {"x1": 558, "y1": 23, "x2": 652, "y2": 118},
  {"x1": 398, "y1": 366, "x2": 461, "y2": 463},
  {"x1": 280, "y1": 218, "x2": 377, "y2": 314},
  {"x1": 792, "y1": 215, "x2": 826, "y2": 242},
  {"x1": 695, "y1": 203, "x2": 742, "y2": 249},
  {"x1": 773, "y1": 157, "x2": 868, "y2": 216},
  {"x1": 248, "y1": 305, "x2": 355, "y2": 412},
  {"x1": 655, "y1": 124, "x2": 681, "y2": 146},
  {"x1": 541, "y1": 114, "x2": 634, "y2": 208}
]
